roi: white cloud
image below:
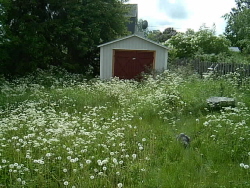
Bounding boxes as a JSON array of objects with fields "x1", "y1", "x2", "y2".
[
  {"x1": 158, "y1": 0, "x2": 189, "y2": 19},
  {"x1": 128, "y1": 0, "x2": 236, "y2": 34}
]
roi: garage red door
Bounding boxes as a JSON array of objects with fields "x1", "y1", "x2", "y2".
[{"x1": 114, "y1": 50, "x2": 154, "y2": 79}]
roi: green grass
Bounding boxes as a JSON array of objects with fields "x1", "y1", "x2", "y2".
[{"x1": 0, "y1": 68, "x2": 250, "y2": 187}]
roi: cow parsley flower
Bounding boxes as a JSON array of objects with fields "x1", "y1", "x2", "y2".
[
  {"x1": 63, "y1": 168, "x2": 68, "y2": 173},
  {"x1": 139, "y1": 146, "x2": 143, "y2": 150},
  {"x1": 45, "y1": 153, "x2": 52, "y2": 157},
  {"x1": 64, "y1": 181, "x2": 69, "y2": 185},
  {"x1": 86, "y1": 160, "x2": 91, "y2": 164},
  {"x1": 240, "y1": 163, "x2": 245, "y2": 167},
  {"x1": 117, "y1": 183, "x2": 123, "y2": 188},
  {"x1": 244, "y1": 165, "x2": 249, "y2": 169},
  {"x1": 132, "y1": 154, "x2": 137, "y2": 160},
  {"x1": 113, "y1": 158, "x2": 118, "y2": 165}
]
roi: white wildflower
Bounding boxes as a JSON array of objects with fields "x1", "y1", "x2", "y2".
[
  {"x1": 45, "y1": 153, "x2": 52, "y2": 157},
  {"x1": 244, "y1": 165, "x2": 249, "y2": 169},
  {"x1": 97, "y1": 160, "x2": 102, "y2": 166},
  {"x1": 113, "y1": 158, "x2": 118, "y2": 165},
  {"x1": 64, "y1": 181, "x2": 69, "y2": 185},
  {"x1": 139, "y1": 146, "x2": 143, "y2": 150},
  {"x1": 86, "y1": 160, "x2": 91, "y2": 164},
  {"x1": 117, "y1": 183, "x2": 123, "y2": 188},
  {"x1": 132, "y1": 154, "x2": 137, "y2": 160},
  {"x1": 63, "y1": 168, "x2": 68, "y2": 173}
]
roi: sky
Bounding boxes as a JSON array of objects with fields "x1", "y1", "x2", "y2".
[{"x1": 127, "y1": 0, "x2": 236, "y2": 35}]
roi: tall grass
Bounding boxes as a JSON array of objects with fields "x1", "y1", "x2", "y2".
[{"x1": 0, "y1": 67, "x2": 250, "y2": 187}]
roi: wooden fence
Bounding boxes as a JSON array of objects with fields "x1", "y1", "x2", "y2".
[{"x1": 172, "y1": 59, "x2": 250, "y2": 77}]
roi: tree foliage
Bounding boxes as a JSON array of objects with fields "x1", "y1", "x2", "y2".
[
  {"x1": 166, "y1": 25, "x2": 231, "y2": 59},
  {"x1": 224, "y1": 0, "x2": 250, "y2": 53},
  {"x1": 0, "y1": 0, "x2": 129, "y2": 76},
  {"x1": 147, "y1": 27, "x2": 177, "y2": 43}
]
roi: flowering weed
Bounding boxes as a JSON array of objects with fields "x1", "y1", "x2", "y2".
[{"x1": 0, "y1": 67, "x2": 250, "y2": 187}]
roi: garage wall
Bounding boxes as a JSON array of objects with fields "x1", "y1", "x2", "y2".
[{"x1": 99, "y1": 35, "x2": 168, "y2": 79}]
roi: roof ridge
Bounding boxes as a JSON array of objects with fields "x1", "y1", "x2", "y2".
[{"x1": 98, "y1": 34, "x2": 169, "y2": 50}]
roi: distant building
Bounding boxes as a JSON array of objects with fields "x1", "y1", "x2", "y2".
[{"x1": 125, "y1": 4, "x2": 138, "y2": 34}]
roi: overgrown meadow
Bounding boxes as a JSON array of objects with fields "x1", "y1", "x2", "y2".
[{"x1": 1, "y1": 67, "x2": 250, "y2": 188}]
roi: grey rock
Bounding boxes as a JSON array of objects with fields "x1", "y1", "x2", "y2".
[
  {"x1": 207, "y1": 97, "x2": 235, "y2": 109},
  {"x1": 177, "y1": 133, "x2": 190, "y2": 148}
]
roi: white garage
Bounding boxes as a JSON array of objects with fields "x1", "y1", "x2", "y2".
[{"x1": 98, "y1": 34, "x2": 169, "y2": 80}]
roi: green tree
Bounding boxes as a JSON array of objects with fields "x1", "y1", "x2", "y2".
[
  {"x1": 166, "y1": 25, "x2": 231, "y2": 59},
  {"x1": 0, "y1": 0, "x2": 129, "y2": 76},
  {"x1": 147, "y1": 30, "x2": 161, "y2": 42},
  {"x1": 147, "y1": 27, "x2": 177, "y2": 43},
  {"x1": 224, "y1": 0, "x2": 250, "y2": 53}
]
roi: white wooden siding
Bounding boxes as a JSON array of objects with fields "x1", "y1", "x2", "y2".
[{"x1": 99, "y1": 35, "x2": 168, "y2": 79}]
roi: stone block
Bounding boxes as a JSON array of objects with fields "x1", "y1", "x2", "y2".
[{"x1": 207, "y1": 97, "x2": 235, "y2": 109}]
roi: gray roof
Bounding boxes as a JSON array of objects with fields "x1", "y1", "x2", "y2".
[
  {"x1": 125, "y1": 4, "x2": 138, "y2": 17},
  {"x1": 98, "y1": 34, "x2": 170, "y2": 50}
]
